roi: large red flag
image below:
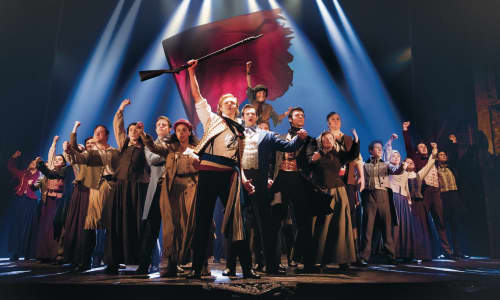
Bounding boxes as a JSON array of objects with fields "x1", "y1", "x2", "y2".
[{"x1": 162, "y1": 9, "x2": 294, "y2": 126}]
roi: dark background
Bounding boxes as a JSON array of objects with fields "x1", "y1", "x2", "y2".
[{"x1": 1, "y1": 0, "x2": 499, "y2": 257}]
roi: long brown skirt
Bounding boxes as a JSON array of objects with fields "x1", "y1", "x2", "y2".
[
  {"x1": 313, "y1": 186, "x2": 356, "y2": 265},
  {"x1": 84, "y1": 181, "x2": 112, "y2": 230},
  {"x1": 160, "y1": 176, "x2": 196, "y2": 264}
]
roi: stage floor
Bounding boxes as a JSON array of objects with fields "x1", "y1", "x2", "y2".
[{"x1": 1, "y1": 257, "x2": 499, "y2": 299}]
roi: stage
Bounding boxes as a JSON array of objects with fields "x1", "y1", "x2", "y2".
[{"x1": 1, "y1": 257, "x2": 499, "y2": 299}]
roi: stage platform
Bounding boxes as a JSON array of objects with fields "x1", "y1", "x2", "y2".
[{"x1": 1, "y1": 257, "x2": 499, "y2": 299}]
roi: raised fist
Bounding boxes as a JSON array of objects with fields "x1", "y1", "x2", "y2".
[
  {"x1": 119, "y1": 99, "x2": 131, "y2": 111},
  {"x1": 449, "y1": 134, "x2": 457, "y2": 144},
  {"x1": 12, "y1": 150, "x2": 21, "y2": 159},
  {"x1": 402, "y1": 121, "x2": 410, "y2": 131},
  {"x1": 246, "y1": 61, "x2": 253, "y2": 73},
  {"x1": 187, "y1": 59, "x2": 198, "y2": 72}
]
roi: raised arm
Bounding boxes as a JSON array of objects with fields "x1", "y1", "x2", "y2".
[
  {"x1": 402, "y1": 121, "x2": 414, "y2": 159},
  {"x1": 113, "y1": 99, "x2": 130, "y2": 149},
  {"x1": 188, "y1": 59, "x2": 213, "y2": 128},
  {"x1": 47, "y1": 135, "x2": 59, "y2": 170},
  {"x1": 69, "y1": 121, "x2": 81, "y2": 150},
  {"x1": 271, "y1": 107, "x2": 293, "y2": 127},
  {"x1": 246, "y1": 61, "x2": 253, "y2": 88},
  {"x1": 447, "y1": 134, "x2": 459, "y2": 166},
  {"x1": 418, "y1": 143, "x2": 438, "y2": 179},
  {"x1": 187, "y1": 60, "x2": 203, "y2": 104},
  {"x1": 7, "y1": 151, "x2": 23, "y2": 179},
  {"x1": 339, "y1": 129, "x2": 361, "y2": 164},
  {"x1": 383, "y1": 133, "x2": 398, "y2": 162}
]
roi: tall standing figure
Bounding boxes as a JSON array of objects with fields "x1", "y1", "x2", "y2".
[
  {"x1": 103, "y1": 99, "x2": 149, "y2": 274},
  {"x1": 135, "y1": 116, "x2": 171, "y2": 275},
  {"x1": 270, "y1": 107, "x2": 317, "y2": 273},
  {"x1": 6, "y1": 151, "x2": 40, "y2": 261},
  {"x1": 33, "y1": 149, "x2": 73, "y2": 263},
  {"x1": 185, "y1": 59, "x2": 259, "y2": 279},
  {"x1": 359, "y1": 140, "x2": 403, "y2": 265},
  {"x1": 66, "y1": 123, "x2": 120, "y2": 271},
  {"x1": 309, "y1": 130, "x2": 360, "y2": 272},
  {"x1": 403, "y1": 121, "x2": 452, "y2": 258},
  {"x1": 139, "y1": 119, "x2": 200, "y2": 277}
]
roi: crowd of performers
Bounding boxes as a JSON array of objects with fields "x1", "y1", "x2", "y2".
[{"x1": 6, "y1": 59, "x2": 469, "y2": 279}]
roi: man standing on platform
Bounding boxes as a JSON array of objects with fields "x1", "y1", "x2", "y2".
[{"x1": 239, "y1": 104, "x2": 307, "y2": 275}]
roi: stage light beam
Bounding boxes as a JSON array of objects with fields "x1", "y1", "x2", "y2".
[{"x1": 196, "y1": 0, "x2": 212, "y2": 26}]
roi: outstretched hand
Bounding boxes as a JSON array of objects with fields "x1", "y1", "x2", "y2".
[{"x1": 53, "y1": 135, "x2": 59, "y2": 144}]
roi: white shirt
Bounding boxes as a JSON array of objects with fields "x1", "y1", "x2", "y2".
[
  {"x1": 242, "y1": 127, "x2": 259, "y2": 170},
  {"x1": 195, "y1": 98, "x2": 238, "y2": 160}
]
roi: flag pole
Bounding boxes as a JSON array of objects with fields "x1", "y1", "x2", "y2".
[{"x1": 138, "y1": 34, "x2": 263, "y2": 82}]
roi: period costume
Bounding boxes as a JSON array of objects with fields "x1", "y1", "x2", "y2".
[
  {"x1": 309, "y1": 136, "x2": 360, "y2": 266},
  {"x1": 271, "y1": 126, "x2": 316, "y2": 271},
  {"x1": 403, "y1": 129, "x2": 452, "y2": 257},
  {"x1": 241, "y1": 125, "x2": 304, "y2": 273},
  {"x1": 141, "y1": 134, "x2": 199, "y2": 275},
  {"x1": 189, "y1": 98, "x2": 254, "y2": 278},
  {"x1": 136, "y1": 135, "x2": 169, "y2": 274},
  {"x1": 68, "y1": 131, "x2": 120, "y2": 269},
  {"x1": 103, "y1": 109, "x2": 149, "y2": 272},
  {"x1": 6, "y1": 157, "x2": 40, "y2": 260},
  {"x1": 34, "y1": 161, "x2": 73, "y2": 261},
  {"x1": 360, "y1": 155, "x2": 403, "y2": 263},
  {"x1": 246, "y1": 86, "x2": 283, "y2": 127}
]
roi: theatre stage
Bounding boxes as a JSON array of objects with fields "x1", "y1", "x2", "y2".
[{"x1": 1, "y1": 257, "x2": 499, "y2": 299}]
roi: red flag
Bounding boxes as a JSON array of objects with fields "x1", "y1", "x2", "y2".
[{"x1": 162, "y1": 9, "x2": 294, "y2": 126}]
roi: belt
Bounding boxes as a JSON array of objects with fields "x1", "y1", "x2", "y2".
[
  {"x1": 102, "y1": 175, "x2": 113, "y2": 181},
  {"x1": 176, "y1": 172, "x2": 198, "y2": 178}
]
